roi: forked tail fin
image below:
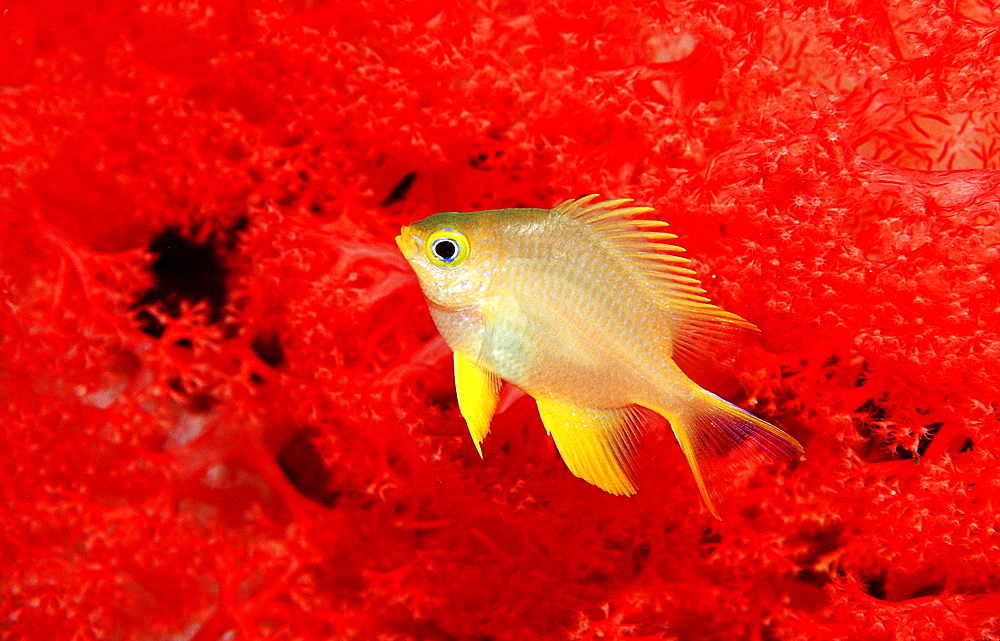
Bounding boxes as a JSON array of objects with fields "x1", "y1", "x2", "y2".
[{"x1": 661, "y1": 390, "x2": 803, "y2": 519}]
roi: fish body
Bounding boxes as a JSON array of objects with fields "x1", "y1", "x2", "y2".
[{"x1": 396, "y1": 196, "x2": 802, "y2": 517}]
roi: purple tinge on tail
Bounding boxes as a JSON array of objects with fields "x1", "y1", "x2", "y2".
[{"x1": 670, "y1": 390, "x2": 803, "y2": 519}]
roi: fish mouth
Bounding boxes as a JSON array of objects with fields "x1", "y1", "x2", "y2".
[{"x1": 395, "y1": 225, "x2": 417, "y2": 261}]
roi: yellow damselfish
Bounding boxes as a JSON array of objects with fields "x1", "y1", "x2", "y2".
[{"x1": 396, "y1": 195, "x2": 802, "y2": 518}]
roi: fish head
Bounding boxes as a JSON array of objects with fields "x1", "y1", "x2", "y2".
[{"x1": 396, "y1": 211, "x2": 497, "y2": 309}]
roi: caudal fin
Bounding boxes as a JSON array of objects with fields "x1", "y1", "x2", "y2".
[{"x1": 662, "y1": 390, "x2": 803, "y2": 519}]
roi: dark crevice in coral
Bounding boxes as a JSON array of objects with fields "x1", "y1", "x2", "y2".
[
  {"x1": 276, "y1": 431, "x2": 340, "y2": 507},
  {"x1": 893, "y1": 422, "x2": 943, "y2": 460},
  {"x1": 862, "y1": 573, "x2": 945, "y2": 602},
  {"x1": 469, "y1": 148, "x2": 503, "y2": 169},
  {"x1": 862, "y1": 573, "x2": 887, "y2": 600},
  {"x1": 854, "y1": 361, "x2": 869, "y2": 387},
  {"x1": 855, "y1": 398, "x2": 888, "y2": 423},
  {"x1": 795, "y1": 568, "x2": 830, "y2": 588},
  {"x1": 252, "y1": 331, "x2": 285, "y2": 367},
  {"x1": 779, "y1": 364, "x2": 800, "y2": 378},
  {"x1": 799, "y1": 525, "x2": 843, "y2": 562},
  {"x1": 382, "y1": 172, "x2": 416, "y2": 206},
  {"x1": 852, "y1": 398, "x2": 897, "y2": 463},
  {"x1": 136, "y1": 227, "x2": 230, "y2": 336},
  {"x1": 909, "y1": 583, "x2": 944, "y2": 599},
  {"x1": 698, "y1": 528, "x2": 722, "y2": 557},
  {"x1": 853, "y1": 398, "x2": 949, "y2": 462},
  {"x1": 790, "y1": 525, "x2": 841, "y2": 595},
  {"x1": 915, "y1": 422, "x2": 942, "y2": 457},
  {"x1": 223, "y1": 213, "x2": 249, "y2": 248}
]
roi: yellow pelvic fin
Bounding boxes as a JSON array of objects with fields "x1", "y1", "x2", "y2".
[
  {"x1": 454, "y1": 352, "x2": 501, "y2": 457},
  {"x1": 658, "y1": 390, "x2": 803, "y2": 519},
  {"x1": 535, "y1": 397, "x2": 645, "y2": 496}
]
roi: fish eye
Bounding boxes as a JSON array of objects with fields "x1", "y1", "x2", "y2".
[
  {"x1": 432, "y1": 237, "x2": 459, "y2": 261},
  {"x1": 426, "y1": 228, "x2": 470, "y2": 268}
]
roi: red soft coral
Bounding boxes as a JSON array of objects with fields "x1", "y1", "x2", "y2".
[{"x1": 2, "y1": 0, "x2": 1000, "y2": 639}]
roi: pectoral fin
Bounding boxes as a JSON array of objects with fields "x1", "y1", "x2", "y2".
[
  {"x1": 454, "y1": 352, "x2": 501, "y2": 457},
  {"x1": 535, "y1": 397, "x2": 645, "y2": 496}
]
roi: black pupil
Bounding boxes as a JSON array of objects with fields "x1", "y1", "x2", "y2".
[{"x1": 434, "y1": 238, "x2": 458, "y2": 261}]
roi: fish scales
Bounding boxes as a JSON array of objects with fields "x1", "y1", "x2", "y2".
[{"x1": 486, "y1": 211, "x2": 671, "y2": 408}]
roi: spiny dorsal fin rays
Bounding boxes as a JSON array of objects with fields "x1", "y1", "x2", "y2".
[
  {"x1": 552, "y1": 194, "x2": 602, "y2": 215},
  {"x1": 555, "y1": 194, "x2": 655, "y2": 223},
  {"x1": 630, "y1": 254, "x2": 691, "y2": 266},
  {"x1": 575, "y1": 198, "x2": 640, "y2": 219},
  {"x1": 554, "y1": 195, "x2": 762, "y2": 379},
  {"x1": 635, "y1": 270, "x2": 702, "y2": 285},
  {"x1": 606, "y1": 231, "x2": 680, "y2": 243},
  {"x1": 581, "y1": 206, "x2": 656, "y2": 225}
]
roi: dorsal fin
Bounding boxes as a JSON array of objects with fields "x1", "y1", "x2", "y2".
[{"x1": 553, "y1": 195, "x2": 758, "y2": 376}]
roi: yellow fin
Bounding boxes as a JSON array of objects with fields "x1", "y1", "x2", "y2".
[
  {"x1": 658, "y1": 390, "x2": 803, "y2": 519},
  {"x1": 535, "y1": 397, "x2": 645, "y2": 496},
  {"x1": 454, "y1": 352, "x2": 501, "y2": 457}
]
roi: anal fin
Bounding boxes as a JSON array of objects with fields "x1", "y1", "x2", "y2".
[
  {"x1": 454, "y1": 352, "x2": 501, "y2": 457},
  {"x1": 535, "y1": 398, "x2": 645, "y2": 496}
]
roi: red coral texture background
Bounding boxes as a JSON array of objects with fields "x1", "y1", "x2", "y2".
[{"x1": 3, "y1": 0, "x2": 1000, "y2": 639}]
